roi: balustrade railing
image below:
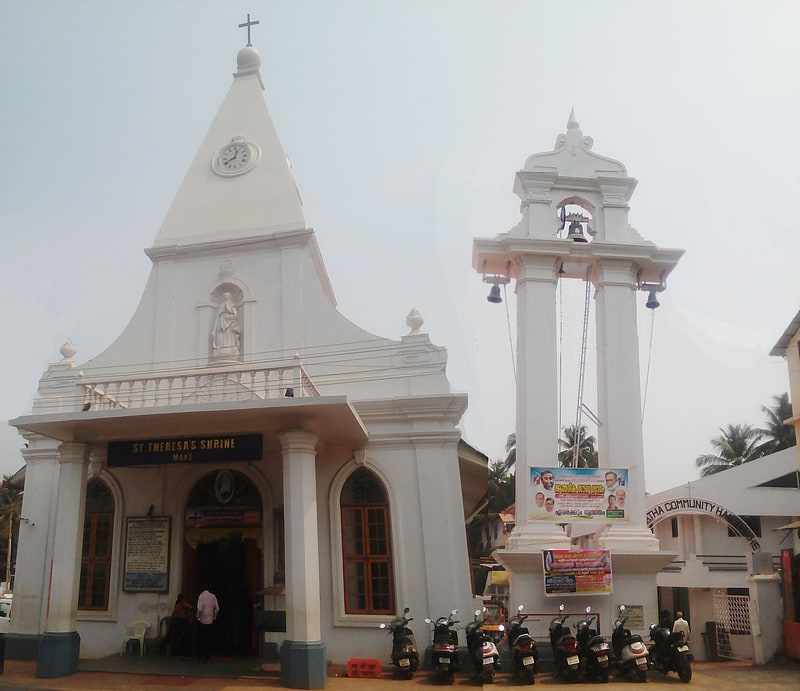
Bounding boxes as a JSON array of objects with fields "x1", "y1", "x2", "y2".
[{"x1": 82, "y1": 362, "x2": 320, "y2": 411}]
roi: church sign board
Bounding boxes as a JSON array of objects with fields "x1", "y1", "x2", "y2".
[
  {"x1": 123, "y1": 516, "x2": 171, "y2": 592},
  {"x1": 529, "y1": 467, "x2": 629, "y2": 522},
  {"x1": 108, "y1": 434, "x2": 263, "y2": 467}
]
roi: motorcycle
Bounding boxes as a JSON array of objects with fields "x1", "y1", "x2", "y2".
[
  {"x1": 425, "y1": 609, "x2": 460, "y2": 684},
  {"x1": 549, "y1": 604, "x2": 581, "y2": 682},
  {"x1": 611, "y1": 605, "x2": 649, "y2": 682},
  {"x1": 649, "y1": 622, "x2": 692, "y2": 683},
  {"x1": 575, "y1": 606, "x2": 611, "y2": 683},
  {"x1": 379, "y1": 607, "x2": 420, "y2": 679},
  {"x1": 465, "y1": 609, "x2": 503, "y2": 684},
  {"x1": 505, "y1": 604, "x2": 538, "y2": 685}
]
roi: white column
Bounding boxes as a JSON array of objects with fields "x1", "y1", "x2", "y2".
[
  {"x1": 47, "y1": 443, "x2": 88, "y2": 633},
  {"x1": 510, "y1": 254, "x2": 565, "y2": 542},
  {"x1": 280, "y1": 430, "x2": 321, "y2": 642},
  {"x1": 10, "y1": 435, "x2": 61, "y2": 635},
  {"x1": 594, "y1": 260, "x2": 656, "y2": 544}
]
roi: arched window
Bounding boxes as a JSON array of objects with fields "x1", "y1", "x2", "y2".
[
  {"x1": 340, "y1": 468, "x2": 394, "y2": 615},
  {"x1": 78, "y1": 479, "x2": 114, "y2": 610}
]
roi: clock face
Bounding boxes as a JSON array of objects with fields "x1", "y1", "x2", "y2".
[{"x1": 213, "y1": 142, "x2": 258, "y2": 176}]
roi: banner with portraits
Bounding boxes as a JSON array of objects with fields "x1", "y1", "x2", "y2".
[
  {"x1": 529, "y1": 467, "x2": 629, "y2": 522},
  {"x1": 542, "y1": 549, "x2": 613, "y2": 596}
]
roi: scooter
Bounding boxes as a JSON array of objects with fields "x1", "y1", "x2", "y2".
[
  {"x1": 575, "y1": 606, "x2": 610, "y2": 683},
  {"x1": 611, "y1": 605, "x2": 649, "y2": 682},
  {"x1": 465, "y1": 609, "x2": 503, "y2": 684},
  {"x1": 425, "y1": 610, "x2": 459, "y2": 684},
  {"x1": 379, "y1": 607, "x2": 420, "y2": 679},
  {"x1": 549, "y1": 604, "x2": 581, "y2": 682},
  {"x1": 505, "y1": 604, "x2": 538, "y2": 685},
  {"x1": 649, "y1": 622, "x2": 692, "y2": 683}
]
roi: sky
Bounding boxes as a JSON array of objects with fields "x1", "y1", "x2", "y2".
[{"x1": 2, "y1": 0, "x2": 799, "y2": 494}]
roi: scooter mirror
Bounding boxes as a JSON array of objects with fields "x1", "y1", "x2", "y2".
[
  {"x1": 450, "y1": 609, "x2": 458, "y2": 615},
  {"x1": 425, "y1": 618, "x2": 433, "y2": 624},
  {"x1": 379, "y1": 623, "x2": 386, "y2": 629},
  {"x1": 403, "y1": 607, "x2": 410, "y2": 614},
  {"x1": 474, "y1": 610, "x2": 482, "y2": 617},
  {"x1": 585, "y1": 606, "x2": 592, "y2": 614},
  {"x1": 498, "y1": 624, "x2": 505, "y2": 632},
  {"x1": 517, "y1": 604, "x2": 525, "y2": 613},
  {"x1": 559, "y1": 604, "x2": 565, "y2": 612},
  {"x1": 619, "y1": 605, "x2": 626, "y2": 613}
]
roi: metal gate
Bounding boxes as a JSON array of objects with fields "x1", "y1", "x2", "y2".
[{"x1": 712, "y1": 593, "x2": 753, "y2": 660}]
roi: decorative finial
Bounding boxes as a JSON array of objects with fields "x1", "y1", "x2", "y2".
[
  {"x1": 238, "y1": 13, "x2": 260, "y2": 46},
  {"x1": 406, "y1": 309, "x2": 424, "y2": 335},
  {"x1": 567, "y1": 107, "x2": 579, "y2": 130},
  {"x1": 60, "y1": 338, "x2": 76, "y2": 361}
]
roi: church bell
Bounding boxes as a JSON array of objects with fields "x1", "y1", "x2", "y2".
[
  {"x1": 566, "y1": 220, "x2": 588, "y2": 243},
  {"x1": 487, "y1": 284, "x2": 502, "y2": 303},
  {"x1": 646, "y1": 290, "x2": 660, "y2": 309}
]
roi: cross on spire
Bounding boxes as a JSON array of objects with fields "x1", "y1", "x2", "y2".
[{"x1": 238, "y1": 13, "x2": 260, "y2": 46}]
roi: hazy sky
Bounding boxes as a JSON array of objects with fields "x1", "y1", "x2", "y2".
[{"x1": 2, "y1": 1, "x2": 799, "y2": 493}]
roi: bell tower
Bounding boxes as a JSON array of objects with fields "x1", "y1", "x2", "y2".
[{"x1": 473, "y1": 111, "x2": 683, "y2": 627}]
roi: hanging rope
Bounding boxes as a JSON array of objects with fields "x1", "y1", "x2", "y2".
[
  {"x1": 572, "y1": 274, "x2": 593, "y2": 468},
  {"x1": 641, "y1": 306, "x2": 656, "y2": 423},
  {"x1": 503, "y1": 282, "x2": 516, "y2": 383}
]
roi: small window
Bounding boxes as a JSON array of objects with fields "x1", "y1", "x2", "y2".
[
  {"x1": 671, "y1": 517, "x2": 679, "y2": 538},
  {"x1": 78, "y1": 480, "x2": 114, "y2": 610}
]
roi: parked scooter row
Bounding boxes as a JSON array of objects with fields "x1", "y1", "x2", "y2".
[{"x1": 380, "y1": 603, "x2": 690, "y2": 684}]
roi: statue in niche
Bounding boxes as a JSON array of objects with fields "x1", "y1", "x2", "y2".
[{"x1": 212, "y1": 292, "x2": 241, "y2": 359}]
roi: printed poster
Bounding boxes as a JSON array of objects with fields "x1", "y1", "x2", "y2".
[
  {"x1": 543, "y1": 549, "x2": 613, "y2": 596},
  {"x1": 530, "y1": 467, "x2": 629, "y2": 522}
]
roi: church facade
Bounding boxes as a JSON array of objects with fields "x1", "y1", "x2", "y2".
[{"x1": 9, "y1": 42, "x2": 479, "y2": 687}]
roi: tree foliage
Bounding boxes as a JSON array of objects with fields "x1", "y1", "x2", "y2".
[
  {"x1": 488, "y1": 459, "x2": 514, "y2": 514},
  {"x1": 695, "y1": 423, "x2": 763, "y2": 477},
  {"x1": 0, "y1": 474, "x2": 22, "y2": 584},
  {"x1": 754, "y1": 392, "x2": 795, "y2": 456},
  {"x1": 557, "y1": 425, "x2": 598, "y2": 468},
  {"x1": 695, "y1": 393, "x2": 796, "y2": 478}
]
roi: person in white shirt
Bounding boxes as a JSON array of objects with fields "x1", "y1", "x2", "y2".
[
  {"x1": 672, "y1": 611, "x2": 691, "y2": 643},
  {"x1": 196, "y1": 585, "x2": 219, "y2": 663}
]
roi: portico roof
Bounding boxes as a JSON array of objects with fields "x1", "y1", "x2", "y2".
[{"x1": 11, "y1": 396, "x2": 368, "y2": 451}]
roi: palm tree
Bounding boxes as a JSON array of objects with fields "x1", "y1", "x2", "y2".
[
  {"x1": 488, "y1": 459, "x2": 515, "y2": 514},
  {"x1": 754, "y1": 392, "x2": 795, "y2": 456},
  {"x1": 558, "y1": 425, "x2": 598, "y2": 468},
  {"x1": 0, "y1": 475, "x2": 22, "y2": 586},
  {"x1": 504, "y1": 433, "x2": 516, "y2": 472},
  {"x1": 695, "y1": 423, "x2": 763, "y2": 477}
]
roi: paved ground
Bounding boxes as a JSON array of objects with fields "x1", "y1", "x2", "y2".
[{"x1": 0, "y1": 657, "x2": 798, "y2": 690}]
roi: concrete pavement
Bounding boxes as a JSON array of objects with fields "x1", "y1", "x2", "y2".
[{"x1": 0, "y1": 658, "x2": 798, "y2": 690}]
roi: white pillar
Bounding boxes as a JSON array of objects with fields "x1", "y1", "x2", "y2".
[
  {"x1": 595, "y1": 260, "x2": 657, "y2": 547},
  {"x1": 510, "y1": 254, "x2": 566, "y2": 543},
  {"x1": 10, "y1": 435, "x2": 61, "y2": 637},
  {"x1": 280, "y1": 430, "x2": 321, "y2": 641},
  {"x1": 46, "y1": 443, "x2": 89, "y2": 633}
]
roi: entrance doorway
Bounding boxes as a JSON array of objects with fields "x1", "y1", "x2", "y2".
[{"x1": 183, "y1": 469, "x2": 264, "y2": 656}]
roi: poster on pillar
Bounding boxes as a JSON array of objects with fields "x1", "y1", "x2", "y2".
[
  {"x1": 543, "y1": 549, "x2": 613, "y2": 596},
  {"x1": 529, "y1": 467, "x2": 629, "y2": 522}
]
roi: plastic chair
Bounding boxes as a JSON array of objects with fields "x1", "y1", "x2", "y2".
[{"x1": 121, "y1": 620, "x2": 150, "y2": 656}]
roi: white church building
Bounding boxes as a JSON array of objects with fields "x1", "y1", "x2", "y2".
[{"x1": 9, "y1": 40, "x2": 482, "y2": 688}]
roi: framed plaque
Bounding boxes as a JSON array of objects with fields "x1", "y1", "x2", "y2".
[{"x1": 123, "y1": 516, "x2": 171, "y2": 592}]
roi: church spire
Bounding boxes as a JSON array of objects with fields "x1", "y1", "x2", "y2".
[{"x1": 153, "y1": 40, "x2": 306, "y2": 248}]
